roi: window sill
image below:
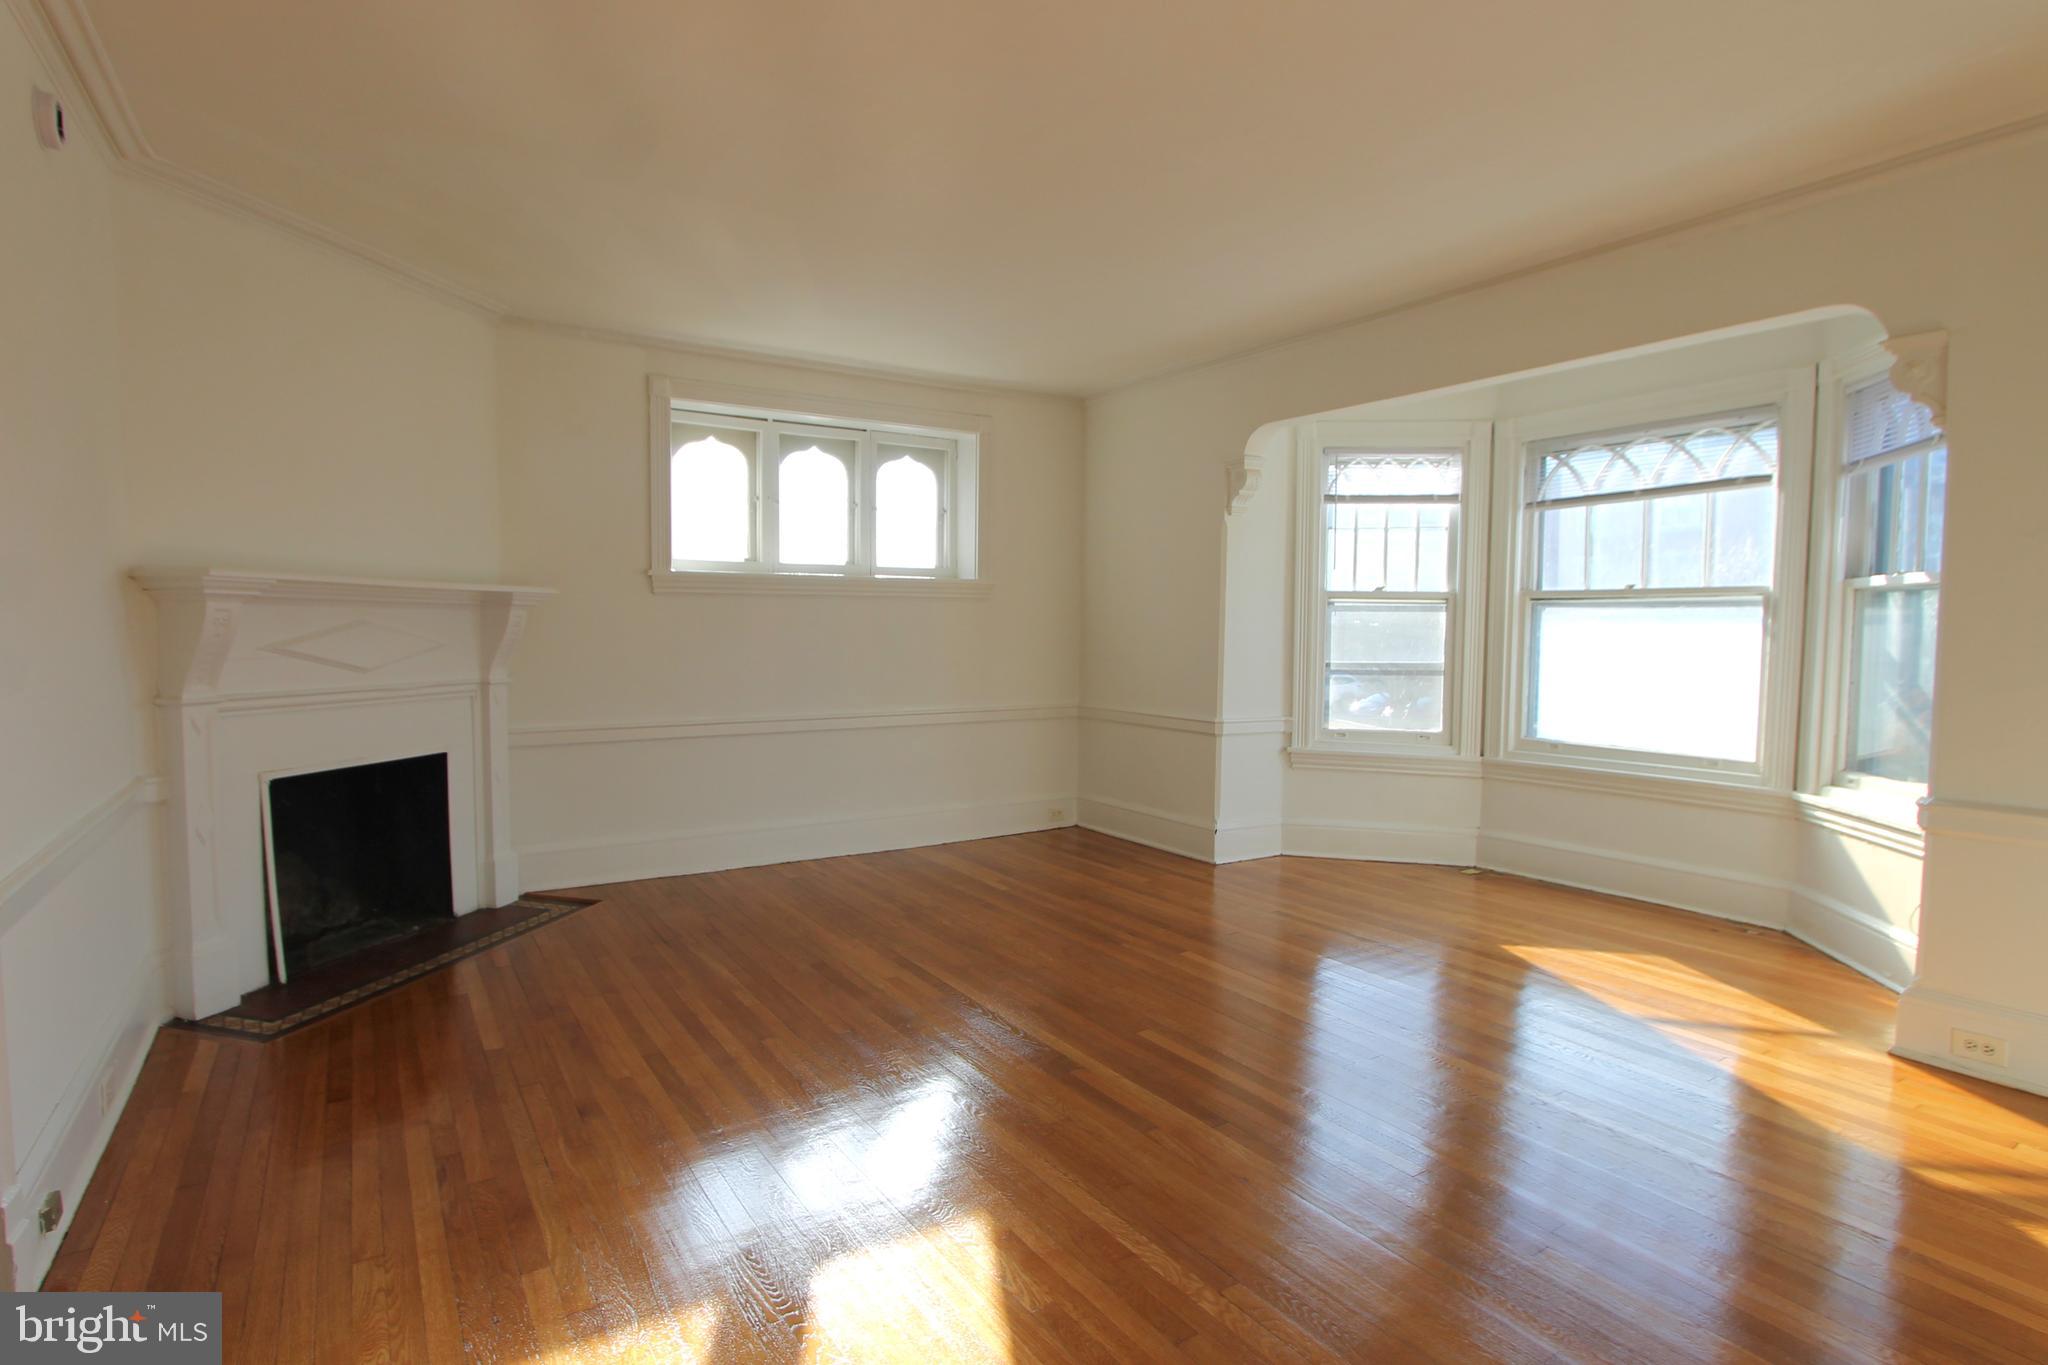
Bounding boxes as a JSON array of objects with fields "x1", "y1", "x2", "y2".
[
  {"x1": 1482, "y1": 758, "x2": 1789, "y2": 817},
  {"x1": 1286, "y1": 747, "x2": 1482, "y2": 777},
  {"x1": 1793, "y1": 788, "x2": 1925, "y2": 857},
  {"x1": 650, "y1": 571, "x2": 991, "y2": 598}
]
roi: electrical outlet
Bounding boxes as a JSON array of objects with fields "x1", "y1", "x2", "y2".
[
  {"x1": 37, "y1": 1190, "x2": 62, "y2": 1235},
  {"x1": 1952, "y1": 1029, "x2": 2008, "y2": 1067},
  {"x1": 1046, "y1": 806, "x2": 1067, "y2": 823}
]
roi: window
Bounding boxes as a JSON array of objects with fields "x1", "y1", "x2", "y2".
[
  {"x1": 649, "y1": 381, "x2": 981, "y2": 591},
  {"x1": 1294, "y1": 421, "x2": 1490, "y2": 756},
  {"x1": 1809, "y1": 362, "x2": 1945, "y2": 800},
  {"x1": 1500, "y1": 375, "x2": 1812, "y2": 781}
]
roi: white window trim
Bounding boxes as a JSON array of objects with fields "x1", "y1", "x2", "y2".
[
  {"x1": 1290, "y1": 419, "x2": 1492, "y2": 762},
  {"x1": 1798, "y1": 346, "x2": 1936, "y2": 829},
  {"x1": 1488, "y1": 370, "x2": 1816, "y2": 788},
  {"x1": 648, "y1": 375, "x2": 987, "y2": 596}
]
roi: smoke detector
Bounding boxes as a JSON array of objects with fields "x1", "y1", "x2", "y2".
[{"x1": 32, "y1": 87, "x2": 66, "y2": 150}]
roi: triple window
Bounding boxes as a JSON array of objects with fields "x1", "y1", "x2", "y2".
[{"x1": 655, "y1": 391, "x2": 979, "y2": 585}]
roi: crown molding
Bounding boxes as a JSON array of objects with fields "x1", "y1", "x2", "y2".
[
  {"x1": 26, "y1": 0, "x2": 146, "y2": 157},
  {"x1": 119, "y1": 156, "x2": 506, "y2": 318},
  {"x1": 502, "y1": 316, "x2": 1072, "y2": 399}
]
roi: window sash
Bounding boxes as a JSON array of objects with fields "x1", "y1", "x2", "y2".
[
  {"x1": 1315, "y1": 445, "x2": 1467, "y2": 747},
  {"x1": 1321, "y1": 591, "x2": 1454, "y2": 740},
  {"x1": 1517, "y1": 589, "x2": 1771, "y2": 769},
  {"x1": 1506, "y1": 388, "x2": 1802, "y2": 781},
  {"x1": 1839, "y1": 580, "x2": 1938, "y2": 788},
  {"x1": 1840, "y1": 441, "x2": 1944, "y2": 581},
  {"x1": 669, "y1": 418, "x2": 763, "y2": 567},
  {"x1": 870, "y1": 444, "x2": 954, "y2": 574}
]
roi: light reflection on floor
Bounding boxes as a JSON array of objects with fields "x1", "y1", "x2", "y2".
[{"x1": 602, "y1": 1076, "x2": 1013, "y2": 1362}]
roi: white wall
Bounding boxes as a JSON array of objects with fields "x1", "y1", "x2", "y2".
[
  {"x1": 496, "y1": 326, "x2": 1085, "y2": 888},
  {"x1": 1083, "y1": 125, "x2": 2048, "y2": 1094},
  {"x1": 0, "y1": 4, "x2": 161, "y2": 1289},
  {"x1": 1, "y1": 0, "x2": 508, "y2": 1286},
  {"x1": 115, "y1": 182, "x2": 501, "y2": 580}
]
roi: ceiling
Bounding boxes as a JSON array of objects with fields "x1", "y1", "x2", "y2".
[{"x1": 70, "y1": 0, "x2": 2048, "y2": 394}]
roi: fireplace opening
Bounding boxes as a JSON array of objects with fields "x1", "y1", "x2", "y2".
[{"x1": 264, "y1": 753, "x2": 455, "y2": 979}]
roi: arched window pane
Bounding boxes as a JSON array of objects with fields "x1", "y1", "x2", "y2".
[
  {"x1": 876, "y1": 455, "x2": 939, "y2": 569},
  {"x1": 779, "y1": 446, "x2": 850, "y2": 565},
  {"x1": 671, "y1": 431, "x2": 751, "y2": 563}
]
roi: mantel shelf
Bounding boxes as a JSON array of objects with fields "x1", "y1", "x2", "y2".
[{"x1": 133, "y1": 567, "x2": 555, "y2": 606}]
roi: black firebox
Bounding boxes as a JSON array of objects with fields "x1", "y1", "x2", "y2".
[{"x1": 264, "y1": 753, "x2": 455, "y2": 979}]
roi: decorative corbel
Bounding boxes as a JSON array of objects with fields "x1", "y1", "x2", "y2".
[
  {"x1": 1883, "y1": 330, "x2": 1948, "y2": 428},
  {"x1": 1226, "y1": 452, "x2": 1265, "y2": 515},
  {"x1": 1228, "y1": 421, "x2": 1293, "y2": 516},
  {"x1": 132, "y1": 571, "x2": 276, "y2": 702},
  {"x1": 480, "y1": 591, "x2": 547, "y2": 682}
]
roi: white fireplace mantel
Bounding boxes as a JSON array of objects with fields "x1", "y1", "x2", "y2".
[{"x1": 135, "y1": 569, "x2": 553, "y2": 1018}]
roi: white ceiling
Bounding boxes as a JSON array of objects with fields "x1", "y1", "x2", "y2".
[{"x1": 73, "y1": 0, "x2": 2048, "y2": 394}]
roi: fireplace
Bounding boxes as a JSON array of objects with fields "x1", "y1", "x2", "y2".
[
  {"x1": 135, "y1": 569, "x2": 552, "y2": 1018},
  {"x1": 264, "y1": 753, "x2": 456, "y2": 979}
]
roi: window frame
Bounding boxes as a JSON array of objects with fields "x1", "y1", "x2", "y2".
[
  {"x1": 1800, "y1": 348, "x2": 1942, "y2": 822},
  {"x1": 1490, "y1": 371, "x2": 1816, "y2": 787},
  {"x1": 869, "y1": 435, "x2": 956, "y2": 576},
  {"x1": 648, "y1": 376, "x2": 985, "y2": 595},
  {"x1": 1290, "y1": 419, "x2": 1492, "y2": 761}
]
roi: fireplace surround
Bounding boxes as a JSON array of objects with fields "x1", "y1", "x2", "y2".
[{"x1": 136, "y1": 569, "x2": 551, "y2": 1019}]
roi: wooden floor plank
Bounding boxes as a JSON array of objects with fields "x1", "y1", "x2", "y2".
[{"x1": 42, "y1": 829, "x2": 2048, "y2": 1362}]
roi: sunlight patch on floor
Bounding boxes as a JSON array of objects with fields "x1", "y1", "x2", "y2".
[
  {"x1": 803, "y1": 1214, "x2": 1012, "y2": 1364},
  {"x1": 1502, "y1": 943, "x2": 2048, "y2": 1192}
]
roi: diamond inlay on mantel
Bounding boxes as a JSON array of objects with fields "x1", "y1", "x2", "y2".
[{"x1": 260, "y1": 620, "x2": 447, "y2": 673}]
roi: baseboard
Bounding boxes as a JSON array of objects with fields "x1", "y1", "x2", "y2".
[
  {"x1": 1476, "y1": 830, "x2": 1789, "y2": 930},
  {"x1": 1786, "y1": 889, "x2": 1916, "y2": 991},
  {"x1": 1282, "y1": 819, "x2": 1478, "y2": 866},
  {"x1": 1081, "y1": 814, "x2": 1912, "y2": 992},
  {"x1": 1075, "y1": 797, "x2": 1217, "y2": 861},
  {"x1": 1213, "y1": 823, "x2": 1284, "y2": 864},
  {"x1": 521, "y1": 795, "x2": 1078, "y2": 890},
  {"x1": 2, "y1": 952, "x2": 165, "y2": 1289},
  {"x1": 1895, "y1": 987, "x2": 2048, "y2": 1099}
]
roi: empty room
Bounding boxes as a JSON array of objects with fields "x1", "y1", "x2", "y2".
[{"x1": 5, "y1": 0, "x2": 2048, "y2": 1359}]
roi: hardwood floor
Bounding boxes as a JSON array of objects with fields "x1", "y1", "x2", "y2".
[{"x1": 46, "y1": 829, "x2": 2048, "y2": 1362}]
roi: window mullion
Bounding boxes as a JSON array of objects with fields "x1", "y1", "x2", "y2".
[
  {"x1": 1701, "y1": 486, "x2": 1717, "y2": 585},
  {"x1": 852, "y1": 431, "x2": 875, "y2": 577},
  {"x1": 1908, "y1": 448, "x2": 1925, "y2": 577},
  {"x1": 760, "y1": 421, "x2": 781, "y2": 569},
  {"x1": 1638, "y1": 498, "x2": 1650, "y2": 588}
]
